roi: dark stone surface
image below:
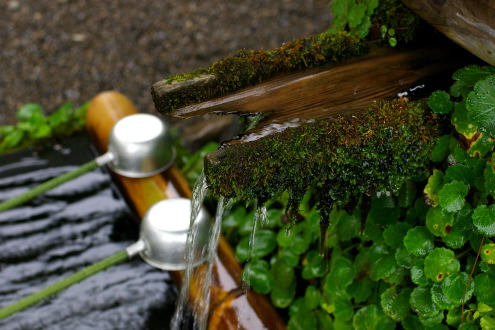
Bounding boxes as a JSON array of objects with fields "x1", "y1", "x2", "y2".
[{"x1": 1, "y1": 1, "x2": 329, "y2": 125}]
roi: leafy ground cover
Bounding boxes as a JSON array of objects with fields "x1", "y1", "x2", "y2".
[
  {"x1": 178, "y1": 64, "x2": 495, "y2": 329},
  {"x1": 0, "y1": 102, "x2": 88, "y2": 154}
]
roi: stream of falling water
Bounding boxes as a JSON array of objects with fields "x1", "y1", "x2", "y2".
[
  {"x1": 170, "y1": 170, "x2": 208, "y2": 329},
  {"x1": 170, "y1": 170, "x2": 232, "y2": 330},
  {"x1": 195, "y1": 195, "x2": 227, "y2": 329},
  {"x1": 242, "y1": 202, "x2": 267, "y2": 291}
]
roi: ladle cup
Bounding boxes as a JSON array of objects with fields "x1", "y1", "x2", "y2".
[
  {"x1": 0, "y1": 114, "x2": 175, "y2": 212},
  {"x1": 127, "y1": 197, "x2": 211, "y2": 270},
  {"x1": 0, "y1": 198, "x2": 211, "y2": 320}
]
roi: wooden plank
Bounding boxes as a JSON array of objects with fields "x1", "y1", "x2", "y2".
[
  {"x1": 402, "y1": 0, "x2": 495, "y2": 66},
  {"x1": 155, "y1": 42, "x2": 469, "y2": 144}
]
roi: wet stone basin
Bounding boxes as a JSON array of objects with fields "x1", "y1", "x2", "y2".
[{"x1": 0, "y1": 135, "x2": 176, "y2": 329}]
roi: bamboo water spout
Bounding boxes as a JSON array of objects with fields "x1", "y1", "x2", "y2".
[{"x1": 86, "y1": 91, "x2": 285, "y2": 329}]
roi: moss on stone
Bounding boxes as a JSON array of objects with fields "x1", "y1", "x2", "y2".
[
  {"x1": 204, "y1": 98, "x2": 441, "y2": 220},
  {"x1": 152, "y1": 31, "x2": 369, "y2": 114}
]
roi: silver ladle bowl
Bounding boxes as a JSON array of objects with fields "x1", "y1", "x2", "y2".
[
  {"x1": 127, "y1": 198, "x2": 211, "y2": 270},
  {"x1": 104, "y1": 113, "x2": 175, "y2": 178}
]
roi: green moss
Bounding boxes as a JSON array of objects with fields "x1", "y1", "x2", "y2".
[
  {"x1": 205, "y1": 98, "x2": 441, "y2": 220},
  {"x1": 152, "y1": 31, "x2": 369, "y2": 113}
]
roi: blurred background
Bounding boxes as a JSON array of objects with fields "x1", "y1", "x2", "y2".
[{"x1": 1, "y1": 1, "x2": 330, "y2": 125}]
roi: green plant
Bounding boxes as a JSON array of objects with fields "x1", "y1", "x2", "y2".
[
  {"x1": 192, "y1": 63, "x2": 495, "y2": 329},
  {"x1": 0, "y1": 102, "x2": 89, "y2": 154},
  {"x1": 327, "y1": 0, "x2": 424, "y2": 47}
]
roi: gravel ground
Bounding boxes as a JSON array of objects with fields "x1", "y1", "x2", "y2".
[{"x1": 1, "y1": 0, "x2": 330, "y2": 125}]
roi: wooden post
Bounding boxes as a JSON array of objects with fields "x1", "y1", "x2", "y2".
[
  {"x1": 86, "y1": 91, "x2": 286, "y2": 330},
  {"x1": 402, "y1": 0, "x2": 495, "y2": 66}
]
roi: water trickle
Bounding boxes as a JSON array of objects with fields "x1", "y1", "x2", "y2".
[
  {"x1": 195, "y1": 196, "x2": 227, "y2": 329},
  {"x1": 191, "y1": 170, "x2": 208, "y2": 223},
  {"x1": 242, "y1": 202, "x2": 267, "y2": 291},
  {"x1": 170, "y1": 170, "x2": 208, "y2": 330}
]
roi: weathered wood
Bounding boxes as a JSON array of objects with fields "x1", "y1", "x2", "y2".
[
  {"x1": 402, "y1": 0, "x2": 495, "y2": 66},
  {"x1": 155, "y1": 42, "x2": 469, "y2": 145}
]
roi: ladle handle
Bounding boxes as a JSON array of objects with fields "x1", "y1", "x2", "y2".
[
  {"x1": 0, "y1": 249, "x2": 130, "y2": 320},
  {"x1": 0, "y1": 153, "x2": 113, "y2": 213}
]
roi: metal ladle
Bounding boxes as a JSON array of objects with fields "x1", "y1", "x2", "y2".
[
  {"x1": 0, "y1": 114, "x2": 175, "y2": 212},
  {"x1": 128, "y1": 198, "x2": 211, "y2": 270},
  {"x1": 0, "y1": 198, "x2": 211, "y2": 320}
]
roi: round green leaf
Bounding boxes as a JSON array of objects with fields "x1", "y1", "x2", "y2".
[
  {"x1": 441, "y1": 226, "x2": 469, "y2": 249},
  {"x1": 428, "y1": 90, "x2": 453, "y2": 114},
  {"x1": 466, "y1": 75, "x2": 495, "y2": 135},
  {"x1": 481, "y1": 243, "x2": 495, "y2": 264},
  {"x1": 288, "y1": 308, "x2": 317, "y2": 330},
  {"x1": 243, "y1": 259, "x2": 273, "y2": 294},
  {"x1": 381, "y1": 286, "x2": 411, "y2": 321},
  {"x1": 426, "y1": 207, "x2": 454, "y2": 237},
  {"x1": 424, "y1": 170, "x2": 444, "y2": 207},
  {"x1": 430, "y1": 283, "x2": 455, "y2": 310},
  {"x1": 424, "y1": 248, "x2": 460, "y2": 283},
  {"x1": 325, "y1": 257, "x2": 355, "y2": 294},
  {"x1": 395, "y1": 247, "x2": 414, "y2": 268},
  {"x1": 388, "y1": 37, "x2": 397, "y2": 48},
  {"x1": 430, "y1": 135, "x2": 451, "y2": 162},
  {"x1": 438, "y1": 181, "x2": 468, "y2": 213},
  {"x1": 302, "y1": 250, "x2": 326, "y2": 279},
  {"x1": 401, "y1": 314, "x2": 423, "y2": 330},
  {"x1": 304, "y1": 285, "x2": 322, "y2": 310},
  {"x1": 352, "y1": 305, "x2": 395, "y2": 330},
  {"x1": 451, "y1": 100, "x2": 478, "y2": 138},
  {"x1": 347, "y1": 3, "x2": 367, "y2": 28},
  {"x1": 383, "y1": 222, "x2": 410, "y2": 248},
  {"x1": 467, "y1": 132, "x2": 495, "y2": 158},
  {"x1": 281, "y1": 248, "x2": 300, "y2": 267},
  {"x1": 315, "y1": 310, "x2": 333, "y2": 330},
  {"x1": 235, "y1": 230, "x2": 277, "y2": 262},
  {"x1": 368, "y1": 245, "x2": 397, "y2": 281},
  {"x1": 474, "y1": 273, "x2": 495, "y2": 306},
  {"x1": 418, "y1": 310, "x2": 445, "y2": 327},
  {"x1": 445, "y1": 164, "x2": 475, "y2": 186},
  {"x1": 336, "y1": 209, "x2": 360, "y2": 241},
  {"x1": 16, "y1": 103, "x2": 43, "y2": 120},
  {"x1": 411, "y1": 259, "x2": 430, "y2": 287},
  {"x1": 270, "y1": 258, "x2": 296, "y2": 308},
  {"x1": 441, "y1": 272, "x2": 474, "y2": 306},
  {"x1": 404, "y1": 226, "x2": 434, "y2": 257},
  {"x1": 410, "y1": 286, "x2": 440, "y2": 317},
  {"x1": 472, "y1": 204, "x2": 495, "y2": 236},
  {"x1": 451, "y1": 65, "x2": 495, "y2": 98},
  {"x1": 367, "y1": 195, "x2": 400, "y2": 226},
  {"x1": 347, "y1": 277, "x2": 372, "y2": 304}
]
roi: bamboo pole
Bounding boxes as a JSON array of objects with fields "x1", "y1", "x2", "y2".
[{"x1": 86, "y1": 91, "x2": 285, "y2": 330}]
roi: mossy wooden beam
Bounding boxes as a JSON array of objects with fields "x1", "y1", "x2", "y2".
[
  {"x1": 152, "y1": 37, "x2": 467, "y2": 144},
  {"x1": 151, "y1": 32, "x2": 369, "y2": 117},
  {"x1": 204, "y1": 98, "x2": 441, "y2": 218},
  {"x1": 151, "y1": 31, "x2": 471, "y2": 221}
]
